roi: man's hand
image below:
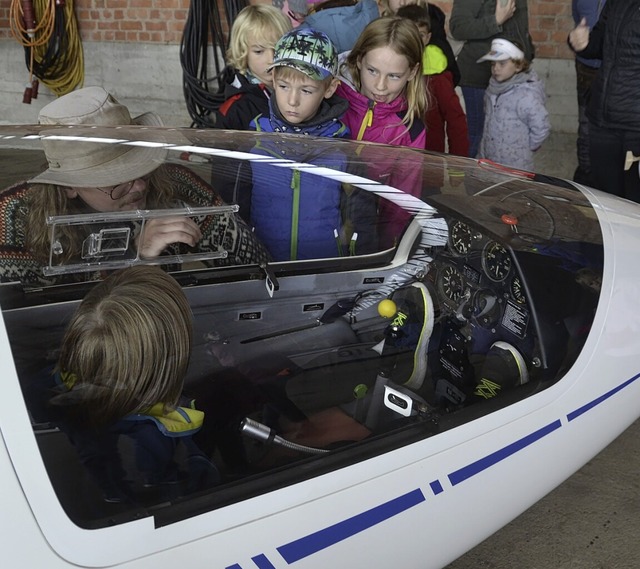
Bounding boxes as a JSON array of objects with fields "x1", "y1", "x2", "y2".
[
  {"x1": 137, "y1": 217, "x2": 202, "y2": 258},
  {"x1": 495, "y1": 0, "x2": 516, "y2": 26},
  {"x1": 569, "y1": 17, "x2": 590, "y2": 52}
]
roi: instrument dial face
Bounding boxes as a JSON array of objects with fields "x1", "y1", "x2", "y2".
[
  {"x1": 482, "y1": 241, "x2": 512, "y2": 282},
  {"x1": 511, "y1": 275, "x2": 526, "y2": 304},
  {"x1": 439, "y1": 265, "x2": 465, "y2": 303},
  {"x1": 449, "y1": 220, "x2": 473, "y2": 255}
]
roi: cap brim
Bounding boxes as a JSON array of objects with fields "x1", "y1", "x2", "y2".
[
  {"x1": 477, "y1": 53, "x2": 508, "y2": 63},
  {"x1": 132, "y1": 111, "x2": 164, "y2": 127}
]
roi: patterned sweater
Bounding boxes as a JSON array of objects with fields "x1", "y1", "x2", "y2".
[{"x1": 0, "y1": 163, "x2": 270, "y2": 287}]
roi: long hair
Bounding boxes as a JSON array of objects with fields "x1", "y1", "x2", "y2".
[
  {"x1": 344, "y1": 17, "x2": 428, "y2": 128},
  {"x1": 25, "y1": 165, "x2": 174, "y2": 264},
  {"x1": 56, "y1": 266, "x2": 193, "y2": 427},
  {"x1": 226, "y1": 5, "x2": 291, "y2": 74}
]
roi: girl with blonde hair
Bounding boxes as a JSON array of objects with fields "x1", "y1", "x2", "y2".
[
  {"x1": 337, "y1": 16, "x2": 428, "y2": 146},
  {"x1": 336, "y1": 17, "x2": 428, "y2": 250}
]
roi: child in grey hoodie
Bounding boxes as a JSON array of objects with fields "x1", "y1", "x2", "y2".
[{"x1": 477, "y1": 38, "x2": 550, "y2": 171}]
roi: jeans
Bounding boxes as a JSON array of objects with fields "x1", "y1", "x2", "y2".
[
  {"x1": 461, "y1": 86, "x2": 485, "y2": 159},
  {"x1": 574, "y1": 60, "x2": 599, "y2": 186},
  {"x1": 589, "y1": 123, "x2": 640, "y2": 203}
]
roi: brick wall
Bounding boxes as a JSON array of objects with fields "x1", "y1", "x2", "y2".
[
  {"x1": 74, "y1": 0, "x2": 191, "y2": 43},
  {"x1": 1, "y1": 0, "x2": 576, "y2": 59}
]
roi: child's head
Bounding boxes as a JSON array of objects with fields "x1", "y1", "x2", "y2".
[
  {"x1": 396, "y1": 4, "x2": 431, "y2": 46},
  {"x1": 57, "y1": 266, "x2": 193, "y2": 426},
  {"x1": 477, "y1": 38, "x2": 530, "y2": 83},
  {"x1": 268, "y1": 28, "x2": 339, "y2": 124},
  {"x1": 379, "y1": 0, "x2": 428, "y2": 17},
  {"x1": 227, "y1": 5, "x2": 292, "y2": 86},
  {"x1": 346, "y1": 17, "x2": 427, "y2": 124}
]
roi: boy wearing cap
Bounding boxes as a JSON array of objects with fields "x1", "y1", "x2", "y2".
[
  {"x1": 251, "y1": 27, "x2": 348, "y2": 136},
  {"x1": 476, "y1": 38, "x2": 550, "y2": 171},
  {"x1": 249, "y1": 28, "x2": 352, "y2": 261}
]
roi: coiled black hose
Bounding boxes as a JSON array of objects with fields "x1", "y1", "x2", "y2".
[{"x1": 180, "y1": 0, "x2": 246, "y2": 127}]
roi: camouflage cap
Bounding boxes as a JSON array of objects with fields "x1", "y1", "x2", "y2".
[{"x1": 268, "y1": 28, "x2": 338, "y2": 81}]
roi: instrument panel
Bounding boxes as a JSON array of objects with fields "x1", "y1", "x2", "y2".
[
  {"x1": 427, "y1": 218, "x2": 534, "y2": 407},
  {"x1": 436, "y1": 220, "x2": 529, "y2": 314}
]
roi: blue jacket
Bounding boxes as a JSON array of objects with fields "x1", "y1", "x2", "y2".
[
  {"x1": 572, "y1": 0, "x2": 607, "y2": 68},
  {"x1": 300, "y1": 0, "x2": 379, "y2": 53},
  {"x1": 249, "y1": 96, "x2": 350, "y2": 261}
]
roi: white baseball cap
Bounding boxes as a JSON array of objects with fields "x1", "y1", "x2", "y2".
[{"x1": 477, "y1": 38, "x2": 525, "y2": 63}]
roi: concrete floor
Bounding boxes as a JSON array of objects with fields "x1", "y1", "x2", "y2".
[
  {"x1": 446, "y1": 418, "x2": 640, "y2": 569},
  {"x1": 534, "y1": 131, "x2": 578, "y2": 182}
]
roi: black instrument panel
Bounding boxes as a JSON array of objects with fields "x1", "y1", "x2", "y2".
[
  {"x1": 434, "y1": 220, "x2": 528, "y2": 316},
  {"x1": 426, "y1": 218, "x2": 535, "y2": 407}
]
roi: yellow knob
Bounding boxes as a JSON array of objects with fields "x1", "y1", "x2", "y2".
[{"x1": 378, "y1": 299, "x2": 397, "y2": 318}]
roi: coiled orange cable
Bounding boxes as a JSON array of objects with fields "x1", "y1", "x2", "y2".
[{"x1": 10, "y1": 0, "x2": 83, "y2": 96}]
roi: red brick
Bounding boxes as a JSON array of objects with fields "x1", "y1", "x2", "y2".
[{"x1": 0, "y1": 0, "x2": 580, "y2": 52}]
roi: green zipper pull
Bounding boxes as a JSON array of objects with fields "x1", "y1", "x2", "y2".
[{"x1": 290, "y1": 170, "x2": 301, "y2": 260}]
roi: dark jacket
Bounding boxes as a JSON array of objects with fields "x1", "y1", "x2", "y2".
[
  {"x1": 575, "y1": 0, "x2": 640, "y2": 131},
  {"x1": 428, "y1": 3, "x2": 461, "y2": 86},
  {"x1": 450, "y1": 0, "x2": 534, "y2": 89},
  {"x1": 213, "y1": 68, "x2": 271, "y2": 131}
]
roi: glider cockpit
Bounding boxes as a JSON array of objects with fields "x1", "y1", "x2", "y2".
[{"x1": 0, "y1": 128, "x2": 603, "y2": 535}]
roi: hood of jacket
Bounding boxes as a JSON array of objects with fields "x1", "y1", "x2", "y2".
[
  {"x1": 486, "y1": 69, "x2": 545, "y2": 99},
  {"x1": 222, "y1": 69, "x2": 269, "y2": 99},
  {"x1": 301, "y1": 0, "x2": 379, "y2": 53}
]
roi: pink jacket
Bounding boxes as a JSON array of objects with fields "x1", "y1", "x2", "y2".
[
  {"x1": 336, "y1": 80, "x2": 426, "y2": 148},
  {"x1": 336, "y1": 75, "x2": 426, "y2": 247}
]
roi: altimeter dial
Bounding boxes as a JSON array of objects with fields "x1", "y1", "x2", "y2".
[
  {"x1": 449, "y1": 220, "x2": 474, "y2": 255},
  {"x1": 439, "y1": 265, "x2": 465, "y2": 303},
  {"x1": 482, "y1": 241, "x2": 512, "y2": 282}
]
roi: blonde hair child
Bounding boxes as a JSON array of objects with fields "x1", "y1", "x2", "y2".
[
  {"x1": 57, "y1": 266, "x2": 193, "y2": 427},
  {"x1": 214, "y1": 5, "x2": 291, "y2": 130},
  {"x1": 226, "y1": 5, "x2": 292, "y2": 80}
]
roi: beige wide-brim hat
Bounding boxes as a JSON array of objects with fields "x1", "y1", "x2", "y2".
[{"x1": 30, "y1": 86, "x2": 168, "y2": 188}]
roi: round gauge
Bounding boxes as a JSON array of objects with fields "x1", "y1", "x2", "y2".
[
  {"x1": 449, "y1": 220, "x2": 473, "y2": 255},
  {"x1": 511, "y1": 275, "x2": 526, "y2": 304},
  {"x1": 439, "y1": 265, "x2": 465, "y2": 303},
  {"x1": 482, "y1": 241, "x2": 512, "y2": 282}
]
